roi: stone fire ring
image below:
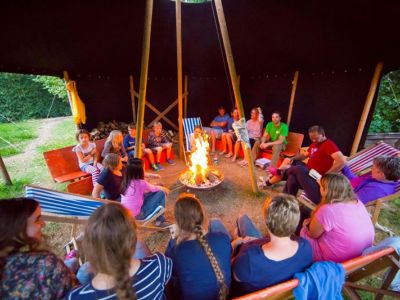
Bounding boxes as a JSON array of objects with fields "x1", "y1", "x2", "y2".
[{"x1": 179, "y1": 173, "x2": 224, "y2": 190}]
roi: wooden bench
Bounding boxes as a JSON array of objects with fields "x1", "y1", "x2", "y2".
[
  {"x1": 43, "y1": 139, "x2": 106, "y2": 183},
  {"x1": 233, "y1": 247, "x2": 400, "y2": 300}
]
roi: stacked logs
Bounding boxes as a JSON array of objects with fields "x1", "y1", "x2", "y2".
[{"x1": 89, "y1": 120, "x2": 178, "y2": 143}]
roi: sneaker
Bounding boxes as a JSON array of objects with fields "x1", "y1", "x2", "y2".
[
  {"x1": 166, "y1": 159, "x2": 175, "y2": 165},
  {"x1": 157, "y1": 163, "x2": 164, "y2": 170},
  {"x1": 151, "y1": 164, "x2": 159, "y2": 172},
  {"x1": 155, "y1": 221, "x2": 173, "y2": 228}
]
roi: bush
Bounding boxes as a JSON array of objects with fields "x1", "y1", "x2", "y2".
[{"x1": 0, "y1": 72, "x2": 71, "y2": 122}]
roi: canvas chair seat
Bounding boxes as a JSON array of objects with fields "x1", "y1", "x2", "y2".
[{"x1": 183, "y1": 117, "x2": 202, "y2": 152}]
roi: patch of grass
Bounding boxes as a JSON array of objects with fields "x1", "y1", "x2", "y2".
[
  {"x1": 37, "y1": 118, "x2": 76, "y2": 153},
  {"x1": 0, "y1": 120, "x2": 39, "y2": 156},
  {"x1": 0, "y1": 178, "x2": 31, "y2": 198}
]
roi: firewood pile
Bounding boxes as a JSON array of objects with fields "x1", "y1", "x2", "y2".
[
  {"x1": 89, "y1": 120, "x2": 178, "y2": 143},
  {"x1": 180, "y1": 168, "x2": 224, "y2": 189}
]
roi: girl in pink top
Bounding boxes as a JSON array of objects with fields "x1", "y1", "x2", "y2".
[
  {"x1": 300, "y1": 173, "x2": 374, "y2": 262},
  {"x1": 121, "y1": 158, "x2": 170, "y2": 228}
]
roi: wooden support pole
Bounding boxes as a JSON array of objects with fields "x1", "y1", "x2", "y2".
[
  {"x1": 287, "y1": 70, "x2": 299, "y2": 127},
  {"x1": 0, "y1": 155, "x2": 12, "y2": 185},
  {"x1": 176, "y1": 0, "x2": 184, "y2": 159},
  {"x1": 351, "y1": 62, "x2": 384, "y2": 155},
  {"x1": 63, "y1": 70, "x2": 79, "y2": 130},
  {"x1": 184, "y1": 75, "x2": 188, "y2": 118},
  {"x1": 135, "y1": 0, "x2": 154, "y2": 158},
  {"x1": 214, "y1": 0, "x2": 258, "y2": 193},
  {"x1": 129, "y1": 75, "x2": 137, "y2": 123}
]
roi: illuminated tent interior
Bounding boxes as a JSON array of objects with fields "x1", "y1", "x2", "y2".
[{"x1": 1, "y1": 0, "x2": 400, "y2": 154}]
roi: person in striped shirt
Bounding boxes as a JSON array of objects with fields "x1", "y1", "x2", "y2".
[{"x1": 67, "y1": 203, "x2": 172, "y2": 300}]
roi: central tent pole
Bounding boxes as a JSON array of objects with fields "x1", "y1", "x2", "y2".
[
  {"x1": 176, "y1": 0, "x2": 184, "y2": 159},
  {"x1": 214, "y1": 0, "x2": 258, "y2": 193},
  {"x1": 287, "y1": 70, "x2": 299, "y2": 127},
  {"x1": 135, "y1": 0, "x2": 154, "y2": 158}
]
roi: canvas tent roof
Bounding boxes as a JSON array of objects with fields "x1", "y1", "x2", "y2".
[{"x1": 0, "y1": 0, "x2": 399, "y2": 153}]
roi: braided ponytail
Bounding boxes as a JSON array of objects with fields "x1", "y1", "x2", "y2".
[{"x1": 194, "y1": 226, "x2": 227, "y2": 300}]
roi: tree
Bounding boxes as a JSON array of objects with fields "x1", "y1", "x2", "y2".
[
  {"x1": 32, "y1": 75, "x2": 68, "y2": 101},
  {"x1": 369, "y1": 70, "x2": 400, "y2": 133}
]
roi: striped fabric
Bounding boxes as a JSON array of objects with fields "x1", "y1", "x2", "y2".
[
  {"x1": 183, "y1": 117, "x2": 202, "y2": 151},
  {"x1": 25, "y1": 185, "x2": 103, "y2": 218},
  {"x1": 348, "y1": 142, "x2": 399, "y2": 174}
]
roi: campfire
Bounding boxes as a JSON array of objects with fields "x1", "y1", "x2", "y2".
[{"x1": 180, "y1": 132, "x2": 224, "y2": 189}]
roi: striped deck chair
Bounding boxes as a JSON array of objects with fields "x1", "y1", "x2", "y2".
[
  {"x1": 298, "y1": 142, "x2": 400, "y2": 225},
  {"x1": 183, "y1": 117, "x2": 202, "y2": 152},
  {"x1": 233, "y1": 246, "x2": 400, "y2": 300},
  {"x1": 25, "y1": 185, "x2": 167, "y2": 232}
]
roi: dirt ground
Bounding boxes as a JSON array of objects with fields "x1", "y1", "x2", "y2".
[{"x1": 141, "y1": 153, "x2": 283, "y2": 253}]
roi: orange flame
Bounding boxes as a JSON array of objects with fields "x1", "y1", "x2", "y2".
[{"x1": 188, "y1": 133, "x2": 210, "y2": 184}]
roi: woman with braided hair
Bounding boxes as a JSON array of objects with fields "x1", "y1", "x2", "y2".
[
  {"x1": 165, "y1": 193, "x2": 232, "y2": 300},
  {"x1": 67, "y1": 202, "x2": 172, "y2": 300}
]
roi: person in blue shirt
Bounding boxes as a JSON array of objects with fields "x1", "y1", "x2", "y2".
[
  {"x1": 204, "y1": 106, "x2": 230, "y2": 155},
  {"x1": 123, "y1": 123, "x2": 159, "y2": 171},
  {"x1": 165, "y1": 193, "x2": 232, "y2": 300},
  {"x1": 231, "y1": 194, "x2": 313, "y2": 297}
]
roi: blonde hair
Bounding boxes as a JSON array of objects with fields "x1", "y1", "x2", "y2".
[
  {"x1": 174, "y1": 193, "x2": 227, "y2": 300},
  {"x1": 106, "y1": 130, "x2": 123, "y2": 151},
  {"x1": 83, "y1": 203, "x2": 137, "y2": 300},
  {"x1": 153, "y1": 122, "x2": 162, "y2": 128},
  {"x1": 263, "y1": 194, "x2": 300, "y2": 237},
  {"x1": 320, "y1": 173, "x2": 356, "y2": 204},
  {"x1": 102, "y1": 153, "x2": 120, "y2": 170}
]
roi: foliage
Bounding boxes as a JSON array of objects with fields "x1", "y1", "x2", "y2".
[
  {"x1": 32, "y1": 75, "x2": 68, "y2": 101},
  {"x1": 0, "y1": 72, "x2": 70, "y2": 123},
  {"x1": 0, "y1": 120, "x2": 39, "y2": 156},
  {"x1": 369, "y1": 70, "x2": 400, "y2": 133}
]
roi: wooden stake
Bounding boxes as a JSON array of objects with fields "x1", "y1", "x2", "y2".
[
  {"x1": 184, "y1": 75, "x2": 188, "y2": 118},
  {"x1": 0, "y1": 155, "x2": 12, "y2": 185},
  {"x1": 287, "y1": 70, "x2": 299, "y2": 127},
  {"x1": 176, "y1": 0, "x2": 184, "y2": 159},
  {"x1": 351, "y1": 62, "x2": 384, "y2": 155},
  {"x1": 129, "y1": 75, "x2": 137, "y2": 123},
  {"x1": 214, "y1": 0, "x2": 258, "y2": 193},
  {"x1": 135, "y1": 0, "x2": 154, "y2": 158}
]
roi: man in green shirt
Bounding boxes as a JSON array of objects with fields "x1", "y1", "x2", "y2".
[{"x1": 259, "y1": 111, "x2": 289, "y2": 167}]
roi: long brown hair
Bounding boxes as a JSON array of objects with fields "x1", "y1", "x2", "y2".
[
  {"x1": 83, "y1": 203, "x2": 137, "y2": 300},
  {"x1": 320, "y1": 173, "x2": 356, "y2": 204},
  {"x1": 174, "y1": 193, "x2": 227, "y2": 300},
  {"x1": 0, "y1": 198, "x2": 42, "y2": 279}
]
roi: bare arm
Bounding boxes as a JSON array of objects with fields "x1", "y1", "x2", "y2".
[
  {"x1": 260, "y1": 135, "x2": 285, "y2": 148},
  {"x1": 210, "y1": 120, "x2": 228, "y2": 128},
  {"x1": 307, "y1": 217, "x2": 325, "y2": 239},
  {"x1": 75, "y1": 151, "x2": 92, "y2": 164},
  {"x1": 327, "y1": 151, "x2": 346, "y2": 173},
  {"x1": 92, "y1": 183, "x2": 104, "y2": 199}
]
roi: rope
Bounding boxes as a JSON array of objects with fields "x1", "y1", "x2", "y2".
[
  {"x1": 46, "y1": 94, "x2": 57, "y2": 118},
  {"x1": 210, "y1": 0, "x2": 235, "y2": 108}
]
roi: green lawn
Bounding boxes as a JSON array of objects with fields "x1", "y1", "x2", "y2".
[
  {"x1": 0, "y1": 117, "x2": 75, "y2": 197},
  {"x1": 0, "y1": 120, "x2": 39, "y2": 156}
]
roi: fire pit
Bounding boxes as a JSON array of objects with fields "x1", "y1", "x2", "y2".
[{"x1": 179, "y1": 131, "x2": 224, "y2": 190}]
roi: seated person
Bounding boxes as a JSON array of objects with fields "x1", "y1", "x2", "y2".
[
  {"x1": 165, "y1": 193, "x2": 231, "y2": 300},
  {"x1": 0, "y1": 198, "x2": 76, "y2": 299},
  {"x1": 267, "y1": 125, "x2": 346, "y2": 204},
  {"x1": 236, "y1": 107, "x2": 263, "y2": 166},
  {"x1": 342, "y1": 155, "x2": 400, "y2": 204},
  {"x1": 67, "y1": 202, "x2": 172, "y2": 299},
  {"x1": 147, "y1": 122, "x2": 174, "y2": 170},
  {"x1": 300, "y1": 173, "x2": 375, "y2": 262},
  {"x1": 203, "y1": 106, "x2": 230, "y2": 155},
  {"x1": 221, "y1": 107, "x2": 239, "y2": 159},
  {"x1": 231, "y1": 194, "x2": 313, "y2": 296},
  {"x1": 101, "y1": 130, "x2": 128, "y2": 163},
  {"x1": 73, "y1": 129, "x2": 103, "y2": 186},
  {"x1": 121, "y1": 158, "x2": 170, "y2": 228},
  {"x1": 189, "y1": 125, "x2": 209, "y2": 152},
  {"x1": 258, "y1": 110, "x2": 289, "y2": 167},
  {"x1": 123, "y1": 123, "x2": 159, "y2": 171},
  {"x1": 92, "y1": 153, "x2": 123, "y2": 201}
]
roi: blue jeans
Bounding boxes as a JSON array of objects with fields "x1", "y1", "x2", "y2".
[
  {"x1": 73, "y1": 239, "x2": 152, "y2": 285},
  {"x1": 209, "y1": 218, "x2": 232, "y2": 240},
  {"x1": 236, "y1": 214, "x2": 262, "y2": 238},
  {"x1": 136, "y1": 191, "x2": 166, "y2": 222}
]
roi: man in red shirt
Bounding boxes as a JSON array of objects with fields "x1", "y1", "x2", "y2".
[{"x1": 283, "y1": 125, "x2": 346, "y2": 204}]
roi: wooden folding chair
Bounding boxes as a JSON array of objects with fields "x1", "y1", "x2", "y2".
[
  {"x1": 25, "y1": 185, "x2": 167, "y2": 233},
  {"x1": 298, "y1": 141, "x2": 400, "y2": 225},
  {"x1": 233, "y1": 247, "x2": 400, "y2": 300}
]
